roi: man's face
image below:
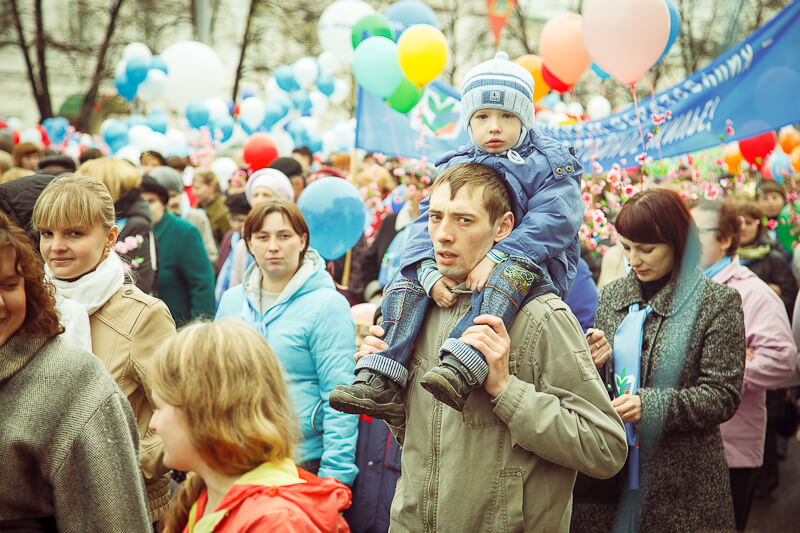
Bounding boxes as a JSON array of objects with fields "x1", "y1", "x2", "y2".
[{"x1": 428, "y1": 182, "x2": 502, "y2": 282}]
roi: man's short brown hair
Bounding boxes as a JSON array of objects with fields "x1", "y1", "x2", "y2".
[{"x1": 431, "y1": 162, "x2": 512, "y2": 224}]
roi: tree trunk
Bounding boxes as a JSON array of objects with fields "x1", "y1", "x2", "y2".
[
  {"x1": 232, "y1": 0, "x2": 257, "y2": 102},
  {"x1": 33, "y1": 0, "x2": 53, "y2": 119},
  {"x1": 76, "y1": 0, "x2": 126, "y2": 132},
  {"x1": 514, "y1": 3, "x2": 531, "y2": 54},
  {"x1": 9, "y1": 0, "x2": 50, "y2": 121}
]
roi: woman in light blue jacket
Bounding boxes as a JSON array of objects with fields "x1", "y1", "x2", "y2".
[{"x1": 216, "y1": 199, "x2": 358, "y2": 486}]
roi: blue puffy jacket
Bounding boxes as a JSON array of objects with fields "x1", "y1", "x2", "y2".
[
  {"x1": 399, "y1": 125, "x2": 583, "y2": 299},
  {"x1": 216, "y1": 249, "x2": 359, "y2": 485}
]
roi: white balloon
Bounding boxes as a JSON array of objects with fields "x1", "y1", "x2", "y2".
[
  {"x1": 318, "y1": 0, "x2": 375, "y2": 64},
  {"x1": 142, "y1": 132, "x2": 169, "y2": 154},
  {"x1": 238, "y1": 97, "x2": 266, "y2": 130},
  {"x1": 552, "y1": 101, "x2": 567, "y2": 113},
  {"x1": 137, "y1": 69, "x2": 168, "y2": 102},
  {"x1": 128, "y1": 124, "x2": 154, "y2": 150},
  {"x1": 294, "y1": 57, "x2": 319, "y2": 90},
  {"x1": 115, "y1": 145, "x2": 142, "y2": 167},
  {"x1": 318, "y1": 51, "x2": 342, "y2": 76},
  {"x1": 19, "y1": 128, "x2": 42, "y2": 146},
  {"x1": 210, "y1": 157, "x2": 238, "y2": 193},
  {"x1": 161, "y1": 41, "x2": 226, "y2": 111},
  {"x1": 6, "y1": 117, "x2": 22, "y2": 132},
  {"x1": 79, "y1": 133, "x2": 93, "y2": 146},
  {"x1": 322, "y1": 131, "x2": 339, "y2": 156},
  {"x1": 269, "y1": 128, "x2": 295, "y2": 156},
  {"x1": 309, "y1": 91, "x2": 329, "y2": 116},
  {"x1": 587, "y1": 95, "x2": 612, "y2": 119},
  {"x1": 264, "y1": 77, "x2": 285, "y2": 100},
  {"x1": 566, "y1": 102, "x2": 584, "y2": 117},
  {"x1": 165, "y1": 129, "x2": 188, "y2": 155},
  {"x1": 205, "y1": 98, "x2": 229, "y2": 122},
  {"x1": 330, "y1": 78, "x2": 351, "y2": 105},
  {"x1": 123, "y1": 42, "x2": 152, "y2": 62}
]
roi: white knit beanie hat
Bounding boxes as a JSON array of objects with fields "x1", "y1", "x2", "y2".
[
  {"x1": 245, "y1": 168, "x2": 294, "y2": 205},
  {"x1": 460, "y1": 52, "x2": 535, "y2": 131}
]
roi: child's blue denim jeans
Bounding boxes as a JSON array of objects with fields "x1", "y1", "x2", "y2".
[{"x1": 355, "y1": 258, "x2": 553, "y2": 386}]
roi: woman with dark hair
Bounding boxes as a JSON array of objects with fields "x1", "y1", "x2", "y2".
[
  {"x1": 691, "y1": 198, "x2": 795, "y2": 531},
  {"x1": 0, "y1": 210, "x2": 151, "y2": 531},
  {"x1": 216, "y1": 199, "x2": 358, "y2": 487},
  {"x1": 572, "y1": 188, "x2": 746, "y2": 532}
]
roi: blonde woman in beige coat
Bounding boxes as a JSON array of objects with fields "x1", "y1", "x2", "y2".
[{"x1": 32, "y1": 173, "x2": 176, "y2": 525}]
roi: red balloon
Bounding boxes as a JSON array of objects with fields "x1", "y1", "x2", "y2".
[
  {"x1": 243, "y1": 133, "x2": 279, "y2": 171},
  {"x1": 739, "y1": 131, "x2": 777, "y2": 168},
  {"x1": 37, "y1": 124, "x2": 50, "y2": 147},
  {"x1": 541, "y1": 64, "x2": 571, "y2": 93}
]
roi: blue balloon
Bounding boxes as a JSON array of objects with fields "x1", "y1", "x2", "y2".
[
  {"x1": 292, "y1": 91, "x2": 313, "y2": 114},
  {"x1": 239, "y1": 119, "x2": 256, "y2": 135},
  {"x1": 306, "y1": 130, "x2": 323, "y2": 154},
  {"x1": 771, "y1": 151, "x2": 794, "y2": 185},
  {"x1": 317, "y1": 74, "x2": 335, "y2": 97},
  {"x1": 102, "y1": 119, "x2": 129, "y2": 152},
  {"x1": 262, "y1": 101, "x2": 287, "y2": 130},
  {"x1": 542, "y1": 92, "x2": 561, "y2": 109},
  {"x1": 297, "y1": 177, "x2": 367, "y2": 260},
  {"x1": 239, "y1": 87, "x2": 256, "y2": 100},
  {"x1": 146, "y1": 112, "x2": 168, "y2": 134},
  {"x1": 655, "y1": 0, "x2": 681, "y2": 66},
  {"x1": 149, "y1": 55, "x2": 169, "y2": 74},
  {"x1": 591, "y1": 62, "x2": 611, "y2": 80},
  {"x1": 211, "y1": 115, "x2": 234, "y2": 142},
  {"x1": 43, "y1": 117, "x2": 70, "y2": 145},
  {"x1": 128, "y1": 114, "x2": 147, "y2": 127},
  {"x1": 274, "y1": 65, "x2": 300, "y2": 92},
  {"x1": 225, "y1": 98, "x2": 235, "y2": 116},
  {"x1": 384, "y1": 0, "x2": 439, "y2": 39},
  {"x1": 185, "y1": 99, "x2": 210, "y2": 129},
  {"x1": 274, "y1": 95, "x2": 292, "y2": 116},
  {"x1": 286, "y1": 119, "x2": 308, "y2": 146},
  {"x1": 114, "y1": 71, "x2": 138, "y2": 101},
  {"x1": 125, "y1": 56, "x2": 150, "y2": 85}
]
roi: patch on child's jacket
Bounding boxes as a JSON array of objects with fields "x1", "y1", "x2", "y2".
[
  {"x1": 501, "y1": 264, "x2": 537, "y2": 295},
  {"x1": 574, "y1": 350, "x2": 599, "y2": 382}
]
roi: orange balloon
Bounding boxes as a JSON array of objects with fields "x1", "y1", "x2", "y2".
[
  {"x1": 513, "y1": 54, "x2": 550, "y2": 102},
  {"x1": 723, "y1": 143, "x2": 743, "y2": 174},
  {"x1": 539, "y1": 14, "x2": 592, "y2": 86},
  {"x1": 780, "y1": 127, "x2": 800, "y2": 154},
  {"x1": 792, "y1": 145, "x2": 800, "y2": 173}
]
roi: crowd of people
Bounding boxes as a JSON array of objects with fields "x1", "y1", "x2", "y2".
[{"x1": 0, "y1": 51, "x2": 798, "y2": 533}]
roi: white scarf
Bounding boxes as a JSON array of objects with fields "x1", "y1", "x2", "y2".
[{"x1": 47, "y1": 252, "x2": 126, "y2": 351}]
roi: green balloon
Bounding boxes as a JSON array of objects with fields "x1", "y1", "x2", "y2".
[
  {"x1": 386, "y1": 76, "x2": 424, "y2": 113},
  {"x1": 776, "y1": 203, "x2": 798, "y2": 253},
  {"x1": 351, "y1": 14, "x2": 394, "y2": 49}
]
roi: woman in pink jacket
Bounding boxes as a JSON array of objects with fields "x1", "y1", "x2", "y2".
[{"x1": 691, "y1": 198, "x2": 796, "y2": 532}]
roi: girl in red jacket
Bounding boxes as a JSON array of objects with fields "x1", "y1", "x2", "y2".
[{"x1": 151, "y1": 319, "x2": 352, "y2": 533}]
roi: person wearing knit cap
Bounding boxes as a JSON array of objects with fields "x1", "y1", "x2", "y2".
[
  {"x1": 148, "y1": 165, "x2": 219, "y2": 268},
  {"x1": 141, "y1": 175, "x2": 216, "y2": 326},
  {"x1": 330, "y1": 52, "x2": 585, "y2": 420},
  {"x1": 246, "y1": 168, "x2": 294, "y2": 206}
]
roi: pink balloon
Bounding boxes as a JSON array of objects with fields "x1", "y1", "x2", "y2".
[
  {"x1": 539, "y1": 14, "x2": 592, "y2": 87},
  {"x1": 582, "y1": 0, "x2": 670, "y2": 84}
]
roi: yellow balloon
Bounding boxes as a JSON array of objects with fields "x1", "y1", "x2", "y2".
[{"x1": 397, "y1": 25, "x2": 448, "y2": 87}]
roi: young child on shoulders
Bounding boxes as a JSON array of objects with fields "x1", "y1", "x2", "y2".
[{"x1": 330, "y1": 52, "x2": 584, "y2": 417}]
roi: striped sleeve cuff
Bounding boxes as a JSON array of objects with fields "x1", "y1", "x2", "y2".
[
  {"x1": 417, "y1": 259, "x2": 444, "y2": 296},
  {"x1": 487, "y1": 249, "x2": 509, "y2": 264}
]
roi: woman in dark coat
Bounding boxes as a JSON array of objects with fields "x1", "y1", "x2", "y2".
[{"x1": 572, "y1": 188, "x2": 746, "y2": 532}]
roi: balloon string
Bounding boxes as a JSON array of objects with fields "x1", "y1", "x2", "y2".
[
  {"x1": 630, "y1": 84, "x2": 646, "y2": 153},
  {"x1": 649, "y1": 79, "x2": 664, "y2": 162}
]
